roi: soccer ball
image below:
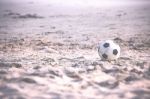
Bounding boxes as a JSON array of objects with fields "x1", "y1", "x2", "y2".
[{"x1": 98, "y1": 40, "x2": 120, "y2": 61}]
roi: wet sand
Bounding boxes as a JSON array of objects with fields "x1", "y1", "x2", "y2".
[{"x1": 0, "y1": 0, "x2": 150, "y2": 99}]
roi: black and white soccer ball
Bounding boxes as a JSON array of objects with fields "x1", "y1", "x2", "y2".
[{"x1": 98, "y1": 40, "x2": 120, "y2": 61}]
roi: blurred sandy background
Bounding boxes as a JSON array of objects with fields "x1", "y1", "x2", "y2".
[{"x1": 0, "y1": 0, "x2": 150, "y2": 99}]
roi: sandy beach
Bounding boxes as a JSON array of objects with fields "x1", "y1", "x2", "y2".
[{"x1": 0, "y1": 0, "x2": 150, "y2": 99}]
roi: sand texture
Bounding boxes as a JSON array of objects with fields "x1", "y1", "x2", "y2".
[{"x1": 0, "y1": 0, "x2": 150, "y2": 99}]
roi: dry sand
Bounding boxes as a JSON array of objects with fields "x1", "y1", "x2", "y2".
[{"x1": 0, "y1": 0, "x2": 150, "y2": 99}]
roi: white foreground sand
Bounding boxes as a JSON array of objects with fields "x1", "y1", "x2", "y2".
[{"x1": 0, "y1": 0, "x2": 150, "y2": 99}]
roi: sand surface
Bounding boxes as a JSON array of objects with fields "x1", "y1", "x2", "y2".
[{"x1": 0, "y1": 0, "x2": 150, "y2": 99}]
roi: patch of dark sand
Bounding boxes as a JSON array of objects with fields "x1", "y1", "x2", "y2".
[
  {"x1": 0, "y1": 85, "x2": 25, "y2": 99},
  {"x1": 41, "y1": 30, "x2": 64, "y2": 35},
  {"x1": 64, "y1": 69, "x2": 82, "y2": 80},
  {"x1": 0, "y1": 38, "x2": 25, "y2": 52},
  {"x1": 124, "y1": 73, "x2": 141, "y2": 83},
  {"x1": 95, "y1": 80, "x2": 119, "y2": 89},
  {"x1": 0, "y1": 62, "x2": 22, "y2": 68},
  {"x1": 103, "y1": 67, "x2": 120, "y2": 74},
  {"x1": 143, "y1": 66, "x2": 150, "y2": 80},
  {"x1": 7, "y1": 77, "x2": 37, "y2": 84},
  {"x1": 131, "y1": 89, "x2": 150, "y2": 99},
  {"x1": 4, "y1": 11, "x2": 44, "y2": 19},
  {"x1": 48, "y1": 69, "x2": 62, "y2": 78},
  {"x1": 128, "y1": 33, "x2": 150, "y2": 51}
]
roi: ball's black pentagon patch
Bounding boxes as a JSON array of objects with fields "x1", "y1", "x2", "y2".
[
  {"x1": 102, "y1": 53, "x2": 108, "y2": 59},
  {"x1": 103, "y1": 43, "x2": 109, "y2": 48},
  {"x1": 113, "y1": 49, "x2": 118, "y2": 55}
]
